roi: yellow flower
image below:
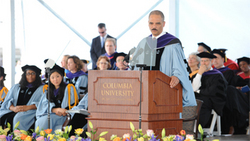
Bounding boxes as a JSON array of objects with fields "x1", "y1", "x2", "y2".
[
  {"x1": 40, "y1": 131, "x2": 45, "y2": 136},
  {"x1": 75, "y1": 128, "x2": 84, "y2": 135},
  {"x1": 47, "y1": 134, "x2": 54, "y2": 140},
  {"x1": 24, "y1": 136, "x2": 32, "y2": 141},
  {"x1": 99, "y1": 137, "x2": 106, "y2": 141},
  {"x1": 138, "y1": 137, "x2": 144, "y2": 141},
  {"x1": 58, "y1": 138, "x2": 67, "y2": 141},
  {"x1": 162, "y1": 137, "x2": 170, "y2": 141}
]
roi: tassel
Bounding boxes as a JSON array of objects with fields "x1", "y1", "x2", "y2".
[
  {"x1": 67, "y1": 84, "x2": 79, "y2": 110},
  {"x1": 0, "y1": 87, "x2": 9, "y2": 102},
  {"x1": 43, "y1": 84, "x2": 48, "y2": 93}
]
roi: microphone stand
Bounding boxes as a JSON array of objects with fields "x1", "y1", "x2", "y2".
[
  {"x1": 136, "y1": 64, "x2": 146, "y2": 130},
  {"x1": 46, "y1": 68, "x2": 51, "y2": 129}
]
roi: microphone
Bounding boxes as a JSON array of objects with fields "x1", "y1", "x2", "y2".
[
  {"x1": 44, "y1": 59, "x2": 56, "y2": 69},
  {"x1": 124, "y1": 47, "x2": 136, "y2": 63}
]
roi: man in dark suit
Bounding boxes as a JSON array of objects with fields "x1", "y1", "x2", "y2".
[{"x1": 90, "y1": 23, "x2": 116, "y2": 69}]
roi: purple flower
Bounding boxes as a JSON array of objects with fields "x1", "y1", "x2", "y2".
[
  {"x1": 32, "y1": 132, "x2": 37, "y2": 139},
  {"x1": 149, "y1": 134, "x2": 160, "y2": 141},
  {"x1": 174, "y1": 135, "x2": 184, "y2": 141},
  {"x1": 6, "y1": 135, "x2": 13, "y2": 141},
  {"x1": 81, "y1": 138, "x2": 91, "y2": 141}
]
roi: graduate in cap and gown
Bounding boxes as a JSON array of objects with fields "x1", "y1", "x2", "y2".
[
  {"x1": 65, "y1": 56, "x2": 88, "y2": 99},
  {"x1": 192, "y1": 52, "x2": 227, "y2": 127},
  {"x1": 212, "y1": 49, "x2": 249, "y2": 134},
  {"x1": 0, "y1": 65, "x2": 43, "y2": 131},
  {"x1": 35, "y1": 63, "x2": 79, "y2": 132},
  {"x1": 0, "y1": 67, "x2": 8, "y2": 107},
  {"x1": 135, "y1": 10, "x2": 196, "y2": 107},
  {"x1": 114, "y1": 52, "x2": 129, "y2": 70},
  {"x1": 237, "y1": 57, "x2": 250, "y2": 80}
]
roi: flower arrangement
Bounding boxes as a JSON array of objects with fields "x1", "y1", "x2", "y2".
[{"x1": 0, "y1": 121, "x2": 219, "y2": 141}]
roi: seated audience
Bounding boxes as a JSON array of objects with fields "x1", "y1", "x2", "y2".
[
  {"x1": 187, "y1": 52, "x2": 200, "y2": 82},
  {"x1": 192, "y1": 52, "x2": 227, "y2": 128},
  {"x1": 114, "y1": 52, "x2": 129, "y2": 70},
  {"x1": 96, "y1": 56, "x2": 111, "y2": 70},
  {"x1": 35, "y1": 64, "x2": 79, "y2": 132},
  {"x1": 0, "y1": 67, "x2": 8, "y2": 107},
  {"x1": 81, "y1": 59, "x2": 89, "y2": 74},
  {"x1": 0, "y1": 65, "x2": 43, "y2": 131},
  {"x1": 237, "y1": 57, "x2": 250, "y2": 79},
  {"x1": 65, "y1": 55, "x2": 88, "y2": 99},
  {"x1": 212, "y1": 49, "x2": 249, "y2": 134},
  {"x1": 102, "y1": 38, "x2": 117, "y2": 70}
]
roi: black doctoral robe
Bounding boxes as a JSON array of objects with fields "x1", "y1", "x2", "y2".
[{"x1": 195, "y1": 70, "x2": 227, "y2": 127}]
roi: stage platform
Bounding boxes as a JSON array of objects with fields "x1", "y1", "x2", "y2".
[{"x1": 205, "y1": 135, "x2": 250, "y2": 141}]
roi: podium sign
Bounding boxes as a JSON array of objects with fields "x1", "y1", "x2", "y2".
[{"x1": 88, "y1": 70, "x2": 183, "y2": 138}]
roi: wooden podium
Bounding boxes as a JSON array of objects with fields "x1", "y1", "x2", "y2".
[{"x1": 88, "y1": 70, "x2": 182, "y2": 138}]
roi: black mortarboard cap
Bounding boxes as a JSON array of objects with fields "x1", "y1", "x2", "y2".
[
  {"x1": 211, "y1": 49, "x2": 228, "y2": 62},
  {"x1": 197, "y1": 52, "x2": 217, "y2": 59},
  {"x1": 81, "y1": 59, "x2": 90, "y2": 64},
  {"x1": 21, "y1": 65, "x2": 41, "y2": 74},
  {"x1": 0, "y1": 66, "x2": 6, "y2": 80},
  {"x1": 44, "y1": 59, "x2": 65, "y2": 77},
  {"x1": 113, "y1": 52, "x2": 127, "y2": 62},
  {"x1": 198, "y1": 42, "x2": 211, "y2": 52},
  {"x1": 237, "y1": 57, "x2": 250, "y2": 65}
]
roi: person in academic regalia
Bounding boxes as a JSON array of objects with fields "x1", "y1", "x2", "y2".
[
  {"x1": 192, "y1": 52, "x2": 227, "y2": 127},
  {"x1": 134, "y1": 10, "x2": 196, "y2": 107},
  {"x1": 68, "y1": 93, "x2": 88, "y2": 137},
  {"x1": 61, "y1": 55, "x2": 70, "y2": 74},
  {"x1": 0, "y1": 65, "x2": 43, "y2": 131},
  {"x1": 0, "y1": 67, "x2": 8, "y2": 108},
  {"x1": 101, "y1": 38, "x2": 117, "y2": 70},
  {"x1": 237, "y1": 57, "x2": 250, "y2": 80},
  {"x1": 35, "y1": 63, "x2": 79, "y2": 132},
  {"x1": 114, "y1": 52, "x2": 129, "y2": 70},
  {"x1": 65, "y1": 56, "x2": 88, "y2": 99},
  {"x1": 197, "y1": 42, "x2": 212, "y2": 53},
  {"x1": 96, "y1": 56, "x2": 111, "y2": 70},
  {"x1": 81, "y1": 59, "x2": 89, "y2": 74},
  {"x1": 188, "y1": 52, "x2": 200, "y2": 82},
  {"x1": 212, "y1": 49, "x2": 249, "y2": 134}
]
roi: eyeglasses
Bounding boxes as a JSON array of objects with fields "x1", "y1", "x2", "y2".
[
  {"x1": 116, "y1": 59, "x2": 124, "y2": 63},
  {"x1": 99, "y1": 31, "x2": 105, "y2": 34},
  {"x1": 26, "y1": 72, "x2": 36, "y2": 76},
  {"x1": 100, "y1": 62, "x2": 108, "y2": 65}
]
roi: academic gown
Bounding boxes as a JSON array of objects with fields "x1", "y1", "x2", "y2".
[
  {"x1": 65, "y1": 71, "x2": 88, "y2": 99},
  {"x1": 134, "y1": 33, "x2": 196, "y2": 107},
  {"x1": 0, "y1": 86, "x2": 8, "y2": 107},
  {"x1": 102, "y1": 52, "x2": 117, "y2": 70},
  {"x1": 68, "y1": 93, "x2": 88, "y2": 136},
  {"x1": 0, "y1": 84, "x2": 43, "y2": 131},
  {"x1": 195, "y1": 70, "x2": 227, "y2": 127},
  {"x1": 215, "y1": 67, "x2": 249, "y2": 132},
  {"x1": 35, "y1": 84, "x2": 77, "y2": 132}
]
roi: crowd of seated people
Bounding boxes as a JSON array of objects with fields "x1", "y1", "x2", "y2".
[
  {"x1": 188, "y1": 42, "x2": 250, "y2": 135},
  {"x1": 0, "y1": 40, "x2": 249, "y2": 136}
]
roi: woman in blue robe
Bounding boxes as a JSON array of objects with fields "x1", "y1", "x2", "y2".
[
  {"x1": 65, "y1": 55, "x2": 88, "y2": 99},
  {"x1": 35, "y1": 64, "x2": 79, "y2": 132},
  {"x1": 0, "y1": 65, "x2": 43, "y2": 131},
  {"x1": 0, "y1": 67, "x2": 8, "y2": 108}
]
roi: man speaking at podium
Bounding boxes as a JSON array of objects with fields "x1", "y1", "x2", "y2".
[{"x1": 146, "y1": 10, "x2": 196, "y2": 107}]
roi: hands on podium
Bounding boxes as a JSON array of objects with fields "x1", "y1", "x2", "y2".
[{"x1": 170, "y1": 76, "x2": 179, "y2": 88}]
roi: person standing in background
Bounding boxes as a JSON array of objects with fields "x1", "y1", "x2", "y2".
[{"x1": 90, "y1": 23, "x2": 116, "y2": 69}]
